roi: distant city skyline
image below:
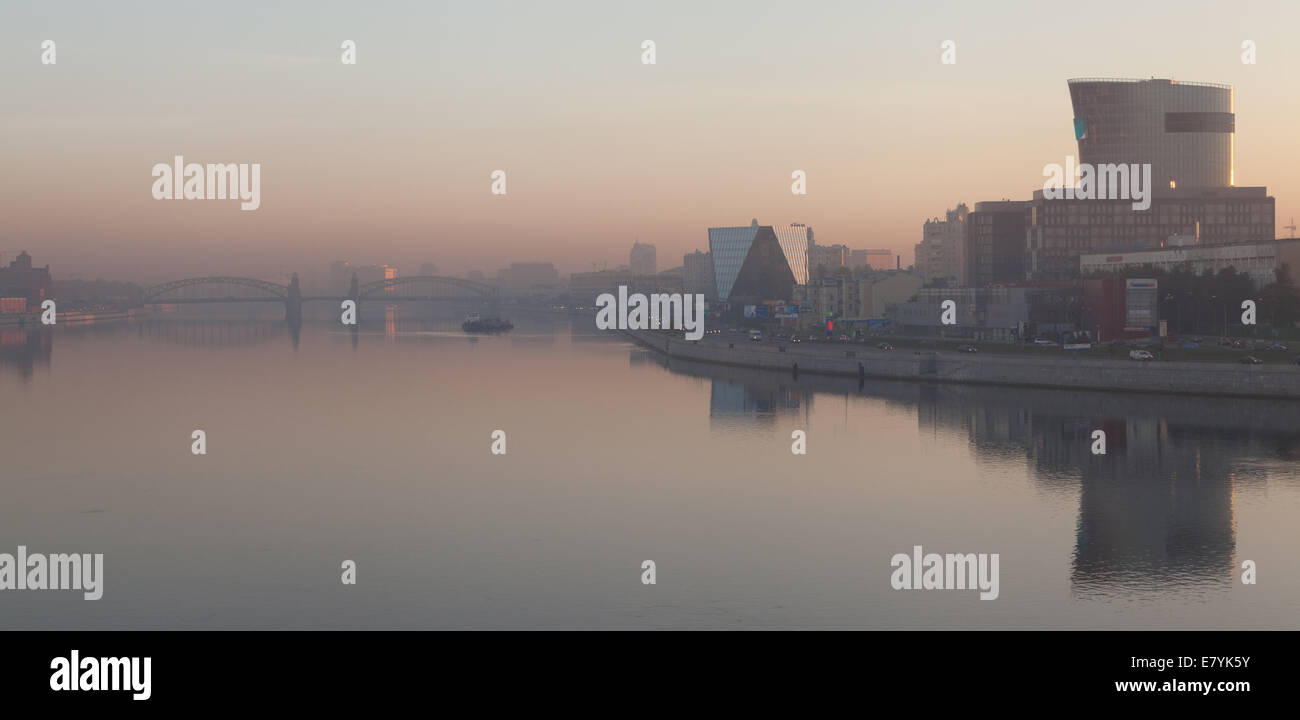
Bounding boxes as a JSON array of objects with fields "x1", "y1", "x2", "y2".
[{"x1": 5, "y1": 0, "x2": 1300, "y2": 282}]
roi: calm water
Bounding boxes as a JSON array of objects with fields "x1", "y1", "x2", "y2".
[{"x1": 2, "y1": 307, "x2": 1299, "y2": 629}]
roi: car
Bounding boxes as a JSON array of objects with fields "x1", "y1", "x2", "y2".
[
  {"x1": 1239, "y1": 355, "x2": 1263, "y2": 364},
  {"x1": 956, "y1": 344, "x2": 978, "y2": 353},
  {"x1": 1128, "y1": 349, "x2": 1155, "y2": 361},
  {"x1": 1032, "y1": 338, "x2": 1056, "y2": 346},
  {"x1": 790, "y1": 336, "x2": 801, "y2": 343},
  {"x1": 748, "y1": 330, "x2": 763, "y2": 342},
  {"x1": 1266, "y1": 343, "x2": 1288, "y2": 351},
  {"x1": 1181, "y1": 341, "x2": 1199, "y2": 350},
  {"x1": 876, "y1": 342, "x2": 894, "y2": 351},
  {"x1": 838, "y1": 334, "x2": 849, "y2": 342}
]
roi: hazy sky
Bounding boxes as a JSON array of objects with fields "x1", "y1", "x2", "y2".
[{"x1": 4, "y1": 0, "x2": 1300, "y2": 283}]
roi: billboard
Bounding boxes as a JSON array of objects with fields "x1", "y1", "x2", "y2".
[{"x1": 1124, "y1": 278, "x2": 1157, "y2": 331}]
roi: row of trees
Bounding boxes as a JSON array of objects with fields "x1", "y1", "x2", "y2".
[{"x1": 1090, "y1": 264, "x2": 1300, "y2": 337}]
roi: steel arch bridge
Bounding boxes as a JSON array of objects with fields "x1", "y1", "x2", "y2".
[
  {"x1": 141, "y1": 275, "x2": 498, "y2": 304},
  {"x1": 142, "y1": 276, "x2": 289, "y2": 303},
  {"x1": 355, "y1": 275, "x2": 498, "y2": 301}
]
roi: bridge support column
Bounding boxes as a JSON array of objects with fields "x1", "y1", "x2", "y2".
[
  {"x1": 285, "y1": 273, "x2": 303, "y2": 324},
  {"x1": 348, "y1": 272, "x2": 361, "y2": 323}
]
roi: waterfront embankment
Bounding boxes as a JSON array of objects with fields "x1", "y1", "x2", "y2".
[{"x1": 622, "y1": 329, "x2": 1300, "y2": 399}]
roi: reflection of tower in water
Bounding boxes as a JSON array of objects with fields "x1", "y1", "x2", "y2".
[
  {"x1": 917, "y1": 385, "x2": 1245, "y2": 597},
  {"x1": 1071, "y1": 421, "x2": 1236, "y2": 596}
]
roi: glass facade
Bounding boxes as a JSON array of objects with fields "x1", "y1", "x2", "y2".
[
  {"x1": 1068, "y1": 78, "x2": 1234, "y2": 190},
  {"x1": 707, "y1": 224, "x2": 760, "y2": 301},
  {"x1": 772, "y1": 224, "x2": 813, "y2": 285}
]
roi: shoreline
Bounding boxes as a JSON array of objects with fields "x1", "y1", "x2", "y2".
[
  {"x1": 621, "y1": 329, "x2": 1300, "y2": 400},
  {"x1": 0, "y1": 309, "x2": 144, "y2": 327}
]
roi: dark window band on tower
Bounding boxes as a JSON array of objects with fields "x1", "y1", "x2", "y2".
[{"x1": 1164, "y1": 112, "x2": 1235, "y2": 133}]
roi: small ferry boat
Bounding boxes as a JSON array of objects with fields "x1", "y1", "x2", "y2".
[{"x1": 462, "y1": 312, "x2": 513, "y2": 333}]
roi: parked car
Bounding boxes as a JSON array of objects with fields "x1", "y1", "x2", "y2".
[
  {"x1": 1033, "y1": 338, "x2": 1056, "y2": 346},
  {"x1": 1128, "y1": 349, "x2": 1155, "y2": 361},
  {"x1": 876, "y1": 342, "x2": 894, "y2": 351},
  {"x1": 956, "y1": 344, "x2": 978, "y2": 353},
  {"x1": 1239, "y1": 355, "x2": 1263, "y2": 364}
]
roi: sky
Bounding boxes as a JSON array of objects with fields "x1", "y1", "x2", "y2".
[{"x1": 3, "y1": 0, "x2": 1300, "y2": 284}]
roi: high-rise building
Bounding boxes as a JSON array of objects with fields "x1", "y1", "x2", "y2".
[
  {"x1": 965, "y1": 201, "x2": 1029, "y2": 287},
  {"x1": 851, "y1": 249, "x2": 894, "y2": 271},
  {"x1": 1026, "y1": 186, "x2": 1274, "y2": 280},
  {"x1": 707, "y1": 221, "x2": 797, "y2": 304},
  {"x1": 808, "y1": 243, "x2": 849, "y2": 278},
  {"x1": 709, "y1": 220, "x2": 762, "y2": 301},
  {"x1": 772, "y1": 223, "x2": 814, "y2": 285},
  {"x1": 568, "y1": 270, "x2": 681, "y2": 306},
  {"x1": 498, "y1": 262, "x2": 560, "y2": 293},
  {"x1": 1069, "y1": 78, "x2": 1234, "y2": 191},
  {"x1": 356, "y1": 264, "x2": 398, "y2": 292},
  {"x1": 0, "y1": 251, "x2": 52, "y2": 310},
  {"x1": 915, "y1": 203, "x2": 968, "y2": 285},
  {"x1": 629, "y1": 242, "x2": 657, "y2": 275},
  {"x1": 683, "y1": 250, "x2": 717, "y2": 302}
]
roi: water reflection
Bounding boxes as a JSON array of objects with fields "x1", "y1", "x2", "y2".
[
  {"x1": 650, "y1": 351, "x2": 1300, "y2": 601},
  {"x1": 0, "y1": 326, "x2": 53, "y2": 380}
]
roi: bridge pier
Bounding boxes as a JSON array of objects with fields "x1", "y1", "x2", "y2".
[
  {"x1": 348, "y1": 272, "x2": 361, "y2": 322},
  {"x1": 285, "y1": 273, "x2": 302, "y2": 324}
]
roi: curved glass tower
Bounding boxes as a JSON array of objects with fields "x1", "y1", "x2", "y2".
[{"x1": 1068, "y1": 78, "x2": 1234, "y2": 190}]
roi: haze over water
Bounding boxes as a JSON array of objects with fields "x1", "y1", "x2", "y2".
[{"x1": 2, "y1": 308, "x2": 1298, "y2": 629}]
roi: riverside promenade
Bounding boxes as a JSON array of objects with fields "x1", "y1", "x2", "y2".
[{"x1": 621, "y1": 329, "x2": 1300, "y2": 400}]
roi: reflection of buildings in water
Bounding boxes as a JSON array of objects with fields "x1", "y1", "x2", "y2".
[
  {"x1": 648, "y1": 350, "x2": 1297, "y2": 596},
  {"x1": 0, "y1": 327, "x2": 53, "y2": 381},
  {"x1": 1070, "y1": 427, "x2": 1242, "y2": 596},
  {"x1": 708, "y1": 377, "x2": 809, "y2": 429},
  {"x1": 915, "y1": 385, "x2": 1282, "y2": 596}
]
